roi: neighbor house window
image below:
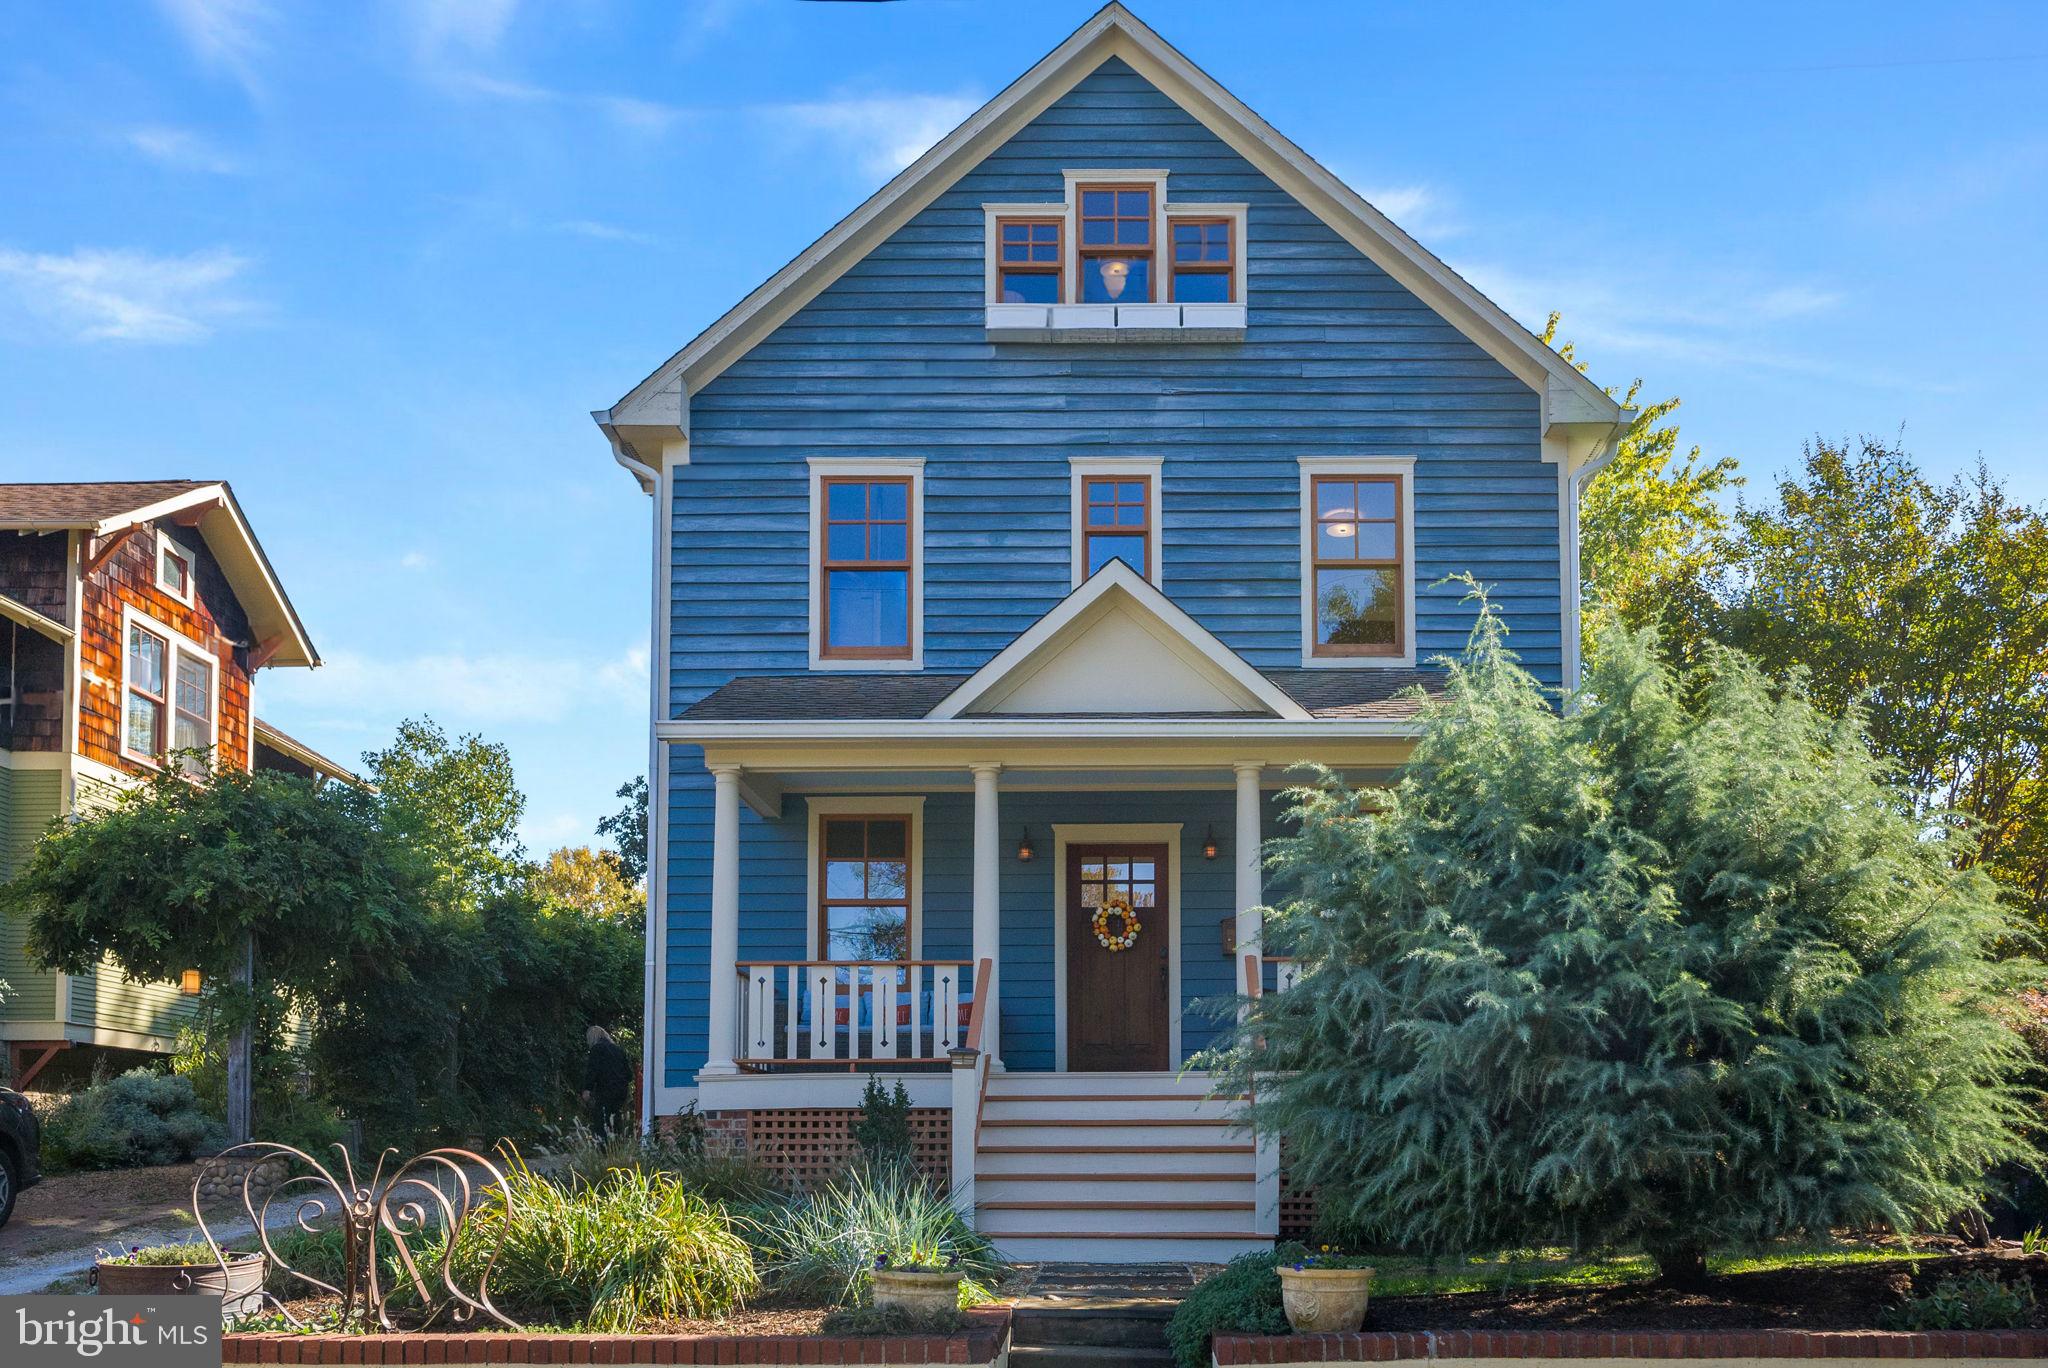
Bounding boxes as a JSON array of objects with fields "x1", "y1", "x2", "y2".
[
  {"x1": 1309, "y1": 473, "x2": 1405, "y2": 658},
  {"x1": 819, "y1": 815, "x2": 912, "y2": 962},
  {"x1": 1169, "y1": 217, "x2": 1234, "y2": 302},
  {"x1": 156, "y1": 530, "x2": 194, "y2": 604},
  {"x1": 1077, "y1": 184, "x2": 1154, "y2": 303},
  {"x1": 1081, "y1": 475, "x2": 1152, "y2": 578},
  {"x1": 810, "y1": 460, "x2": 923, "y2": 668},
  {"x1": 996, "y1": 218, "x2": 1062, "y2": 303},
  {"x1": 123, "y1": 608, "x2": 217, "y2": 769}
]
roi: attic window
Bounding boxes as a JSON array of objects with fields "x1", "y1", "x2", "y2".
[
  {"x1": 984, "y1": 175, "x2": 1246, "y2": 339},
  {"x1": 156, "y1": 530, "x2": 194, "y2": 605}
]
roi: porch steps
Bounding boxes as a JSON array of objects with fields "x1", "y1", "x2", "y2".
[{"x1": 974, "y1": 1073, "x2": 1271, "y2": 1263}]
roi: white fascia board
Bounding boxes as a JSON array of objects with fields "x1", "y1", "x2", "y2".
[
  {"x1": 196, "y1": 489, "x2": 319, "y2": 669},
  {"x1": 598, "y1": 3, "x2": 1621, "y2": 447},
  {"x1": 925, "y1": 559, "x2": 1309, "y2": 721},
  {"x1": 658, "y1": 718, "x2": 1417, "y2": 743},
  {"x1": 87, "y1": 483, "x2": 228, "y2": 537}
]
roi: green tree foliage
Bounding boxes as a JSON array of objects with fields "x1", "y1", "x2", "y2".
[
  {"x1": 1206, "y1": 601, "x2": 2036, "y2": 1284},
  {"x1": 0, "y1": 765, "x2": 424, "y2": 1139},
  {"x1": 1544, "y1": 314, "x2": 1739, "y2": 664},
  {"x1": 1721, "y1": 439, "x2": 2048, "y2": 920},
  {"x1": 598, "y1": 776, "x2": 649, "y2": 885},
  {"x1": 531, "y1": 846, "x2": 645, "y2": 924},
  {"x1": 363, "y1": 717, "x2": 526, "y2": 909}
]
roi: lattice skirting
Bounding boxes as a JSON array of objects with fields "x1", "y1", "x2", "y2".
[
  {"x1": 700, "y1": 1107, "x2": 952, "y2": 1190},
  {"x1": 1279, "y1": 1137, "x2": 1320, "y2": 1240}
]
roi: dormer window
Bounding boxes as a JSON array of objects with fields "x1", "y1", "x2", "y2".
[{"x1": 984, "y1": 173, "x2": 1245, "y2": 339}]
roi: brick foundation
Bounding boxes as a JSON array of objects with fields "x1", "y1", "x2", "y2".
[
  {"x1": 222, "y1": 1308, "x2": 1010, "y2": 1364},
  {"x1": 1212, "y1": 1329, "x2": 2048, "y2": 1363}
]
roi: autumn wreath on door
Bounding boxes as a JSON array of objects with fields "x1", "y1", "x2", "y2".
[{"x1": 1092, "y1": 891, "x2": 1143, "y2": 952}]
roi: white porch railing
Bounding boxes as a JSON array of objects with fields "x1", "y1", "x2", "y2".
[{"x1": 735, "y1": 960, "x2": 973, "y2": 1070}]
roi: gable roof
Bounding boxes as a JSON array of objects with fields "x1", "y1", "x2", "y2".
[
  {"x1": 0, "y1": 479, "x2": 319, "y2": 669},
  {"x1": 927, "y1": 559, "x2": 1310, "y2": 721},
  {"x1": 679, "y1": 666, "x2": 1442, "y2": 725},
  {"x1": 597, "y1": 2, "x2": 1625, "y2": 481}
]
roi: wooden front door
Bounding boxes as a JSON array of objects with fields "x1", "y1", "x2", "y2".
[{"x1": 1066, "y1": 843, "x2": 1170, "y2": 1072}]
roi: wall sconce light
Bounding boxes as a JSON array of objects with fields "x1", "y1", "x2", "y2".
[
  {"x1": 1016, "y1": 827, "x2": 1035, "y2": 862},
  {"x1": 179, "y1": 968, "x2": 203, "y2": 996},
  {"x1": 1202, "y1": 826, "x2": 1220, "y2": 860}
]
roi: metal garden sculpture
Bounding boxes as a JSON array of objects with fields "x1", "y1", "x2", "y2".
[{"x1": 192, "y1": 1141, "x2": 524, "y2": 1332}]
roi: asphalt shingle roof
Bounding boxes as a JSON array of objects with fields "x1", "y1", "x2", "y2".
[
  {"x1": 678, "y1": 667, "x2": 1444, "y2": 723},
  {"x1": 0, "y1": 480, "x2": 211, "y2": 528}
]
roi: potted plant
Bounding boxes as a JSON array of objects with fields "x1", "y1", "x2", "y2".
[
  {"x1": 94, "y1": 1242, "x2": 267, "y2": 1316},
  {"x1": 1276, "y1": 1250, "x2": 1374, "y2": 1334},
  {"x1": 870, "y1": 1250, "x2": 963, "y2": 1316}
]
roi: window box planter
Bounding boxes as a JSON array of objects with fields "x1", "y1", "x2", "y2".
[
  {"x1": 94, "y1": 1249, "x2": 266, "y2": 1317},
  {"x1": 873, "y1": 1265, "x2": 964, "y2": 1317},
  {"x1": 1277, "y1": 1264, "x2": 1374, "y2": 1334}
]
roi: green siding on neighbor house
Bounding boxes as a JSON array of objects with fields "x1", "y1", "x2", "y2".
[{"x1": 1, "y1": 764, "x2": 62, "y2": 1022}]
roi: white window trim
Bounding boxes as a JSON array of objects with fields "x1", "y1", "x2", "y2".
[
  {"x1": 983, "y1": 202, "x2": 1074, "y2": 305},
  {"x1": 1062, "y1": 168, "x2": 1169, "y2": 304},
  {"x1": 154, "y1": 528, "x2": 195, "y2": 606},
  {"x1": 1161, "y1": 200, "x2": 1249, "y2": 304},
  {"x1": 806, "y1": 457, "x2": 925, "y2": 672},
  {"x1": 1050, "y1": 821, "x2": 1183, "y2": 1071},
  {"x1": 1297, "y1": 456, "x2": 1418, "y2": 669},
  {"x1": 119, "y1": 602, "x2": 220, "y2": 770},
  {"x1": 1068, "y1": 457, "x2": 1165, "y2": 589},
  {"x1": 803, "y1": 796, "x2": 926, "y2": 962}
]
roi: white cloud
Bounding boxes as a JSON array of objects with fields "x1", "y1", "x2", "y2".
[
  {"x1": 441, "y1": 70, "x2": 685, "y2": 134},
  {"x1": 0, "y1": 245, "x2": 255, "y2": 343},
  {"x1": 1357, "y1": 182, "x2": 1463, "y2": 239},
  {"x1": 262, "y1": 642, "x2": 647, "y2": 730},
  {"x1": 124, "y1": 125, "x2": 242, "y2": 175},
  {"x1": 154, "y1": 0, "x2": 274, "y2": 93},
  {"x1": 554, "y1": 219, "x2": 657, "y2": 245},
  {"x1": 771, "y1": 92, "x2": 982, "y2": 178},
  {"x1": 398, "y1": 549, "x2": 433, "y2": 570},
  {"x1": 407, "y1": 0, "x2": 518, "y2": 55}
]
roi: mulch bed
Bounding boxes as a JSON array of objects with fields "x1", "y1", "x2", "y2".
[{"x1": 1367, "y1": 1249, "x2": 2048, "y2": 1332}]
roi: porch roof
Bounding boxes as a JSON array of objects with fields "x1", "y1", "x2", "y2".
[{"x1": 678, "y1": 666, "x2": 1444, "y2": 723}]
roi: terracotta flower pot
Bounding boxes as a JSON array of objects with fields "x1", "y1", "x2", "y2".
[
  {"x1": 94, "y1": 1250, "x2": 267, "y2": 1317},
  {"x1": 1277, "y1": 1264, "x2": 1374, "y2": 1333},
  {"x1": 871, "y1": 1266, "x2": 962, "y2": 1317}
]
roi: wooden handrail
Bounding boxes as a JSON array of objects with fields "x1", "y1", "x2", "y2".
[
  {"x1": 963, "y1": 957, "x2": 994, "y2": 1053},
  {"x1": 1242, "y1": 952, "x2": 1262, "y2": 999}
]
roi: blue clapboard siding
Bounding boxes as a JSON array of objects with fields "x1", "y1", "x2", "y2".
[{"x1": 661, "y1": 57, "x2": 1561, "y2": 1086}]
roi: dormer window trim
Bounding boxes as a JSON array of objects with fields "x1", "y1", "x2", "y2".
[
  {"x1": 806, "y1": 457, "x2": 926, "y2": 672},
  {"x1": 984, "y1": 170, "x2": 1247, "y2": 339}
]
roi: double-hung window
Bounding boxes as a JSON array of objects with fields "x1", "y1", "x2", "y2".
[
  {"x1": 818, "y1": 815, "x2": 912, "y2": 963},
  {"x1": 1081, "y1": 476, "x2": 1151, "y2": 577},
  {"x1": 1299, "y1": 458, "x2": 1415, "y2": 666},
  {"x1": 1169, "y1": 218, "x2": 1235, "y2": 302},
  {"x1": 810, "y1": 459, "x2": 924, "y2": 669},
  {"x1": 996, "y1": 218, "x2": 1063, "y2": 303},
  {"x1": 124, "y1": 607, "x2": 217, "y2": 771},
  {"x1": 1077, "y1": 184, "x2": 1155, "y2": 303}
]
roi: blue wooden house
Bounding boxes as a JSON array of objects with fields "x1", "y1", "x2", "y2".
[{"x1": 594, "y1": 3, "x2": 1628, "y2": 1262}]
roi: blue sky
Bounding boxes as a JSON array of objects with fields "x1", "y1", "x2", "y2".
[{"x1": 2, "y1": 0, "x2": 2043, "y2": 852}]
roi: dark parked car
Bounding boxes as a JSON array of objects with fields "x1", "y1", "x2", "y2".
[{"x1": 0, "y1": 1086, "x2": 42, "y2": 1227}]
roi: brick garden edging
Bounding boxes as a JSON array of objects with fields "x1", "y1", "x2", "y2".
[
  {"x1": 222, "y1": 1306, "x2": 1009, "y2": 1365},
  {"x1": 1212, "y1": 1329, "x2": 2048, "y2": 1364}
]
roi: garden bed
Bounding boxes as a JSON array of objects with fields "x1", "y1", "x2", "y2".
[
  {"x1": 220, "y1": 1305, "x2": 1011, "y2": 1364},
  {"x1": 1212, "y1": 1253, "x2": 2048, "y2": 1364}
]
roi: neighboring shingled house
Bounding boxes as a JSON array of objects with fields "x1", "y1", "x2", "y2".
[{"x1": 0, "y1": 480, "x2": 320, "y2": 1087}]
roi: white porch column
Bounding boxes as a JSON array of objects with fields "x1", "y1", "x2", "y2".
[
  {"x1": 971, "y1": 763, "x2": 1001, "y2": 1065},
  {"x1": 703, "y1": 763, "x2": 743, "y2": 1076},
  {"x1": 1234, "y1": 761, "x2": 1263, "y2": 994}
]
